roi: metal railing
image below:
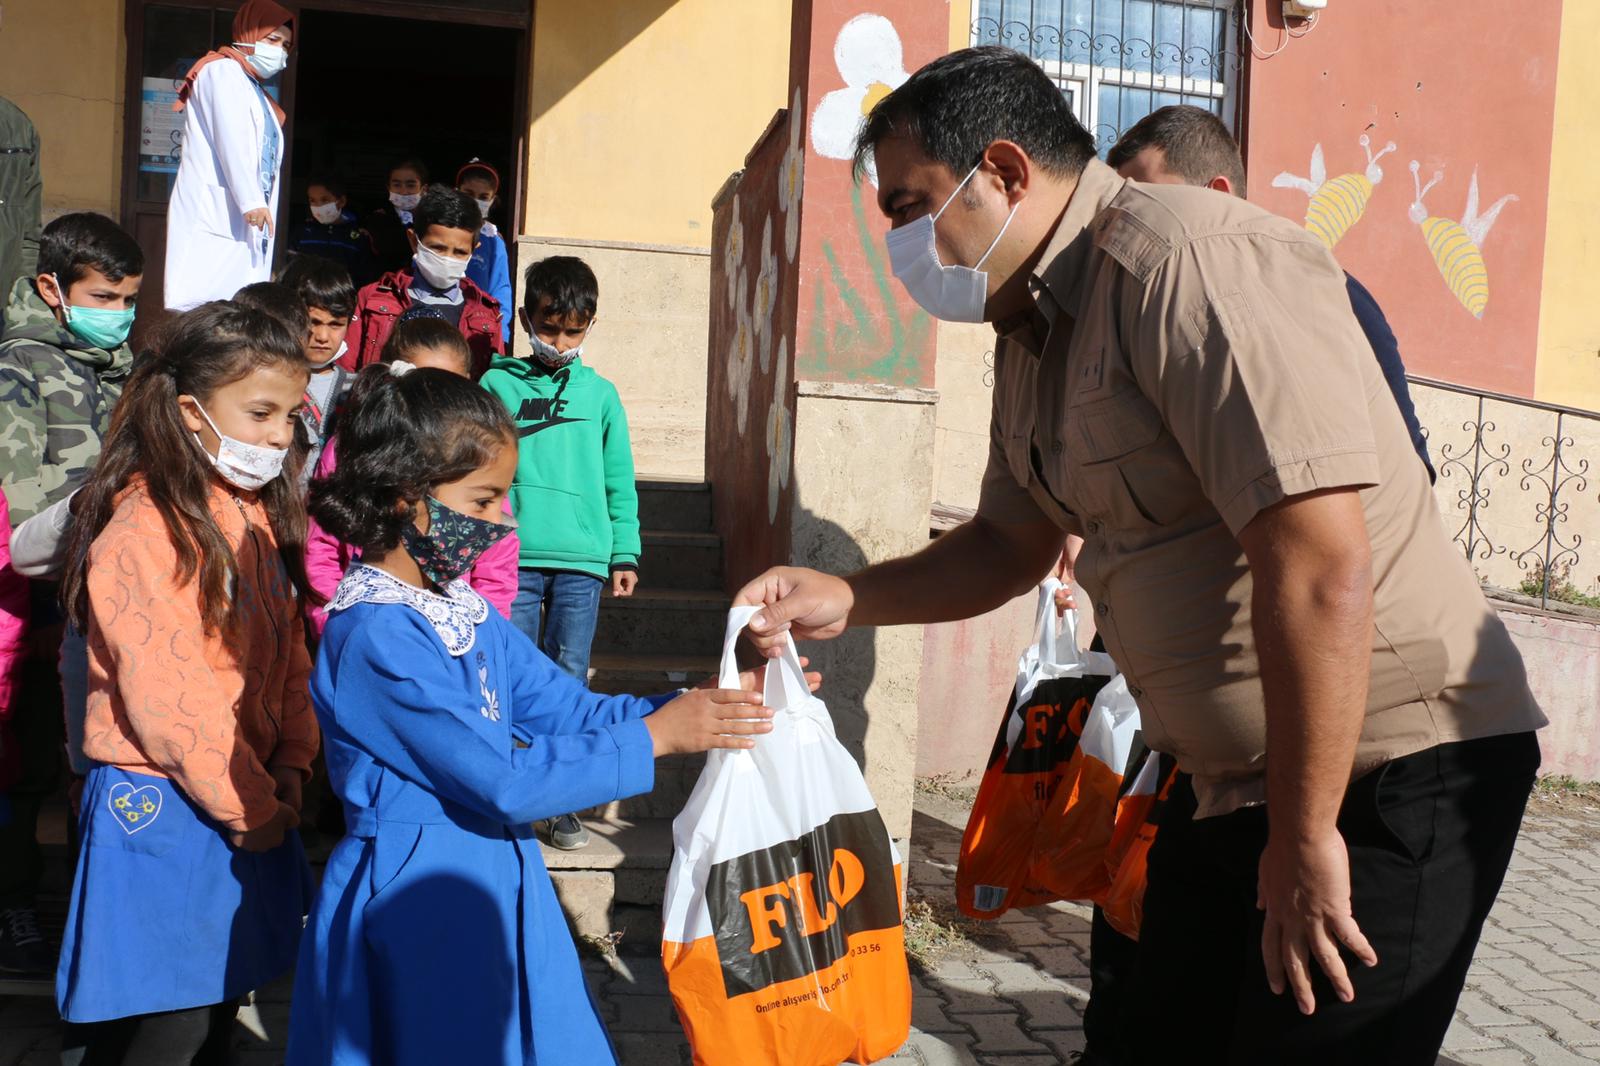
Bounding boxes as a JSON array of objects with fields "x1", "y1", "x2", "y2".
[
  {"x1": 970, "y1": 0, "x2": 1242, "y2": 150},
  {"x1": 1409, "y1": 375, "x2": 1598, "y2": 612}
]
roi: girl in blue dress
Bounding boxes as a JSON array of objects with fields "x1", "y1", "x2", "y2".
[{"x1": 285, "y1": 363, "x2": 778, "y2": 1065}]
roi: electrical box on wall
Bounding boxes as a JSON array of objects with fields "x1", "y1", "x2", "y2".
[{"x1": 1283, "y1": 0, "x2": 1326, "y2": 17}]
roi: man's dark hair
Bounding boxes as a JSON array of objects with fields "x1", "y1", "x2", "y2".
[
  {"x1": 38, "y1": 212, "x2": 145, "y2": 287},
  {"x1": 413, "y1": 184, "x2": 483, "y2": 238},
  {"x1": 279, "y1": 255, "x2": 355, "y2": 319},
  {"x1": 523, "y1": 256, "x2": 598, "y2": 321},
  {"x1": 854, "y1": 46, "x2": 1095, "y2": 182},
  {"x1": 307, "y1": 173, "x2": 347, "y2": 199},
  {"x1": 1107, "y1": 105, "x2": 1247, "y2": 197},
  {"x1": 232, "y1": 281, "x2": 309, "y2": 341}
]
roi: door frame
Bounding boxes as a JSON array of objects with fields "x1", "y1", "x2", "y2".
[{"x1": 120, "y1": 0, "x2": 532, "y2": 291}]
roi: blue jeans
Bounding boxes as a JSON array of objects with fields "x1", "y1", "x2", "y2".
[{"x1": 510, "y1": 569, "x2": 603, "y2": 685}]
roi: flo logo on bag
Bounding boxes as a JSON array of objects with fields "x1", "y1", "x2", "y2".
[
  {"x1": 994, "y1": 675, "x2": 1107, "y2": 776},
  {"x1": 705, "y1": 809, "x2": 900, "y2": 998}
]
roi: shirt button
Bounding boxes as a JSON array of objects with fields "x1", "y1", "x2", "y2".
[
  {"x1": 1095, "y1": 602, "x2": 1109, "y2": 617},
  {"x1": 1052, "y1": 440, "x2": 1063, "y2": 455},
  {"x1": 1129, "y1": 685, "x2": 1144, "y2": 699},
  {"x1": 1086, "y1": 521, "x2": 1100, "y2": 535}
]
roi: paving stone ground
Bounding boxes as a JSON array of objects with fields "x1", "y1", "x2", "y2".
[{"x1": 3, "y1": 787, "x2": 1599, "y2": 1065}]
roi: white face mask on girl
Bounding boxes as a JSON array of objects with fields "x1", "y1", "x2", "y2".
[
  {"x1": 309, "y1": 201, "x2": 342, "y2": 225},
  {"x1": 389, "y1": 191, "x2": 422, "y2": 213},
  {"x1": 190, "y1": 400, "x2": 288, "y2": 491},
  {"x1": 412, "y1": 242, "x2": 469, "y2": 290},
  {"x1": 884, "y1": 160, "x2": 1020, "y2": 324}
]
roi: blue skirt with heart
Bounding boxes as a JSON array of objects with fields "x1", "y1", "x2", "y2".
[{"x1": 55, "y1": 766, "x2": 313, "y2": 1023}]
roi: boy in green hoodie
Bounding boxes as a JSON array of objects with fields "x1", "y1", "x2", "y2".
[
  {"x1": 480, "y1": 256, "x2": 640, "y2": 850},
  {"x1": 0, "y1": 211, "x2": 141, "y2": 974}
]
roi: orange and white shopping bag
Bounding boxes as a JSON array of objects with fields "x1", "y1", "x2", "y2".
[
  {"x1": 956, "y1": 581, "x2": 1118, "y2": 917},
  {"x1": 661, "y1": 606, "x2": 911, "y2": 1066}
]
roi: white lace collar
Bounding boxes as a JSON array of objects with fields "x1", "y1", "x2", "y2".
[{"x1": 327, "y1": 564, "x2": 488, "y2": 657}]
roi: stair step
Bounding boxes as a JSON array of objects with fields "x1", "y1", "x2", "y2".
[
  {"x1": 588, "y1": 652, "x2": 721, "y2": 695},
  {"x1": 640, "y1": 529, "x2": 722, "y2": 590},
  {"x1": 637, "y1": 479, "x2": 712, "y2": 534},
  {"x1": 543, "y1": 816, "x2": 676, "y2": 938},
  {"x1": 594, "y1": 587, "x2": 726, "y2": 656}
]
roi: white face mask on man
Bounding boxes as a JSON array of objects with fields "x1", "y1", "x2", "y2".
[
  {"x1": 885, "y1": 161, "x2": 1020, "y2": 324},
  {"x1": 412, "y1": 242, "x2": 469, "y2": 290}
]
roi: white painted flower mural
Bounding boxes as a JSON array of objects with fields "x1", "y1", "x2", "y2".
[
  {"x1": 810, "y1": 13, "x2": 910, "y2": 186},
  {"x1": 722, "y1": 193, "x2": 746, "y2": 305},
  {"x1": 778, "y1": 86, "x2": 804, "y2": 261},
  {"x1": 765, "y1": 337, "x2": 792, "y2": 524},
  {"x1": 752, "y1": 216, "x2": 778, "y2": 373},
  {"x1": 728, "y1": 270, "x2": 753, "y2": 433}
]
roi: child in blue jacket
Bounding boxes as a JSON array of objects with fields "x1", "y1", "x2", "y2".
[
  {"x1": 456, "y1": 159, "x2": 514, "y2": 344},
  {"x1": 286, "y1": 362, "x2": 777, "y2": 1066}
]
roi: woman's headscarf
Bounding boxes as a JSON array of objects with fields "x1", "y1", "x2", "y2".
[{"x1": 172, "y1": 0, "x2": 295, "y2": 124}]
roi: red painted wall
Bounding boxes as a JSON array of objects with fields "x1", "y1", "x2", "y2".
[{"x1": 1243, "y1": 0, "x2": 1561, "y2": 397}]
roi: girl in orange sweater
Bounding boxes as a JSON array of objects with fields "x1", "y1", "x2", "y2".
[{"x1": 55, "y1": 300, "x2": 319, "y2": 1059}]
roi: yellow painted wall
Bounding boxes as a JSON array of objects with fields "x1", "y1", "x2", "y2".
[
  {"x1": 524, "y1": 0, "x2": 791, "y2": 248},
  {"x1": 0, "y1": 0, "x2": 125, "y2": 218},
  {"x1": 1533, "y1": 0, "x2": 1600, "y2": 412},
  {"x1": 948, "y1": 0, "x2": 971, "y2": 51}
]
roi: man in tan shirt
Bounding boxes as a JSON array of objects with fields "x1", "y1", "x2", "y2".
[{"x1": 737, "y1": 46, "x2": 1545, "y2": 1064}]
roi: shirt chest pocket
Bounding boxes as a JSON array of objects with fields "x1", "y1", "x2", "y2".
[{"x1": 1061, "y1": 389, "x2": 1194, "y2": 528}]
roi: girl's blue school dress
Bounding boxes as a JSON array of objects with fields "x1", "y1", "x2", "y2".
[
  {"x1": 285, "y1": 565, "x2": 668, "y2": 1066},
  {"x1": 468, "y1": 220, "x2": 514, "y2": 343}
]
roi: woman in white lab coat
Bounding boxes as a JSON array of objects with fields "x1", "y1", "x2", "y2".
[{"x1": 164, "y1": 1, "x2": 294, "y2": 310}]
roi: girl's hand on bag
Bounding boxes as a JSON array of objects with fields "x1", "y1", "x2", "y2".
[
  {"x1": 647, "y1": 689, "x2": 773, "y2": 757},
  {"x1": 695, "y1": 656, "x2": 822, "y2": 696},
  {"x1": 230, "y1": 801, "x2": 300, "y2": 853},
  {"x1": 269, "y1": 765, "x2": 304, "y2": 815}
]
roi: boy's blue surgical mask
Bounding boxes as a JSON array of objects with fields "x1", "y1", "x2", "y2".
[{"x1": 50, "y1": 274, "x2": 135, "y2": 350}]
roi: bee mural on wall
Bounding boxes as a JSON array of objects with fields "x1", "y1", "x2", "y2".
[
  {"x1": 1408, "y1": 161, "x2": 1517, "y2": 319},
  {"x1": 1272, "y1": 134, "x2": 1398, "y2": 249}
]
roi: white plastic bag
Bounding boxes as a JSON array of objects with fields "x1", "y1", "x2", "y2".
[{"x1": 661, "y1": 606, "x2": 911, "y2": 1065}]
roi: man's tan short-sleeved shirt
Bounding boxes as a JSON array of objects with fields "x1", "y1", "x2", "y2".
[{"x1": 980, "y1": 158, "x2": 1544, "y2": 817}]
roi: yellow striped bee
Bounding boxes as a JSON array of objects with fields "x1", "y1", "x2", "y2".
[
  {"x1": 1272, "y1": 134, "x2": 1397, "y2": 249},
  {"x1": 1408, "y1": 161, "x2": 1517, "y2": 319}
]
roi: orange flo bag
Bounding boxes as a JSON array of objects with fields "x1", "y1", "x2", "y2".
[
  {"x1": 1100, "y1": 751, "x2": 1182, "y2": 940},
  {"x1": 1027, "y1": 671, "x2": 1143, "y2": 903},
  {"x1": 956, "y1": 581, "x2": 1118, "y2": 918},
  {"x1": 661, "y1": 606, "x2": 911, "y2": 1066}
]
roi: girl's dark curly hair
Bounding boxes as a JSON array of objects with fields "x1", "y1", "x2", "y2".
[
  {"x1": 63, "y1": 301, "x2": 313, "y2": 635},
  {"x1": 309, "y1": 365, "x2": 515, "y2": 554}
]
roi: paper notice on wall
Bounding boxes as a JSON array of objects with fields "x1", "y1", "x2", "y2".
[{"x1": 139, "y1": 78, "x2": 184, "y2": 174}]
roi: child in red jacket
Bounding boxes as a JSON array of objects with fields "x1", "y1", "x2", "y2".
[{"x1": 345, "y1": 185, "x2": 504, "y2": 379}]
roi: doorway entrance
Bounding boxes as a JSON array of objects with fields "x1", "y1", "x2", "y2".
[{"x1": 121, "y1": 0, "x2": 528, "y2": 321}]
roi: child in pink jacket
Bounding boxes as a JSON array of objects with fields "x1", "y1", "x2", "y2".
[
  {"x1": 305, "y1": 317, "x2": 518, "y2": 636},
  {"x1": 0, "y1": 488, "x2": 28, "y2": 794}
]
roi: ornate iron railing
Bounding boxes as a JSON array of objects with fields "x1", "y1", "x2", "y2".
[
  {"x1": 970, "y1": 0, "x2": 1243, "y2": 150},
  {"x1": 1409, "y1": 375, "x2": 1598, "y2": 612}
]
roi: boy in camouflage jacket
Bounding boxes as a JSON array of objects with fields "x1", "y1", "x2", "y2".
[{"x1": 0, "y1": 212, "x2": 141, "y2": 976}]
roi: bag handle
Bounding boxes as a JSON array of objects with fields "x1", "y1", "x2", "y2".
[{"x1": 718, "y1": 605, "x2": 812, "y2": 715}]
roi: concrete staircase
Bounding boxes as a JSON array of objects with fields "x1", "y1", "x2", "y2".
[{"x1": 542, "y1": 477, "x2": 729, "y2": 942}]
